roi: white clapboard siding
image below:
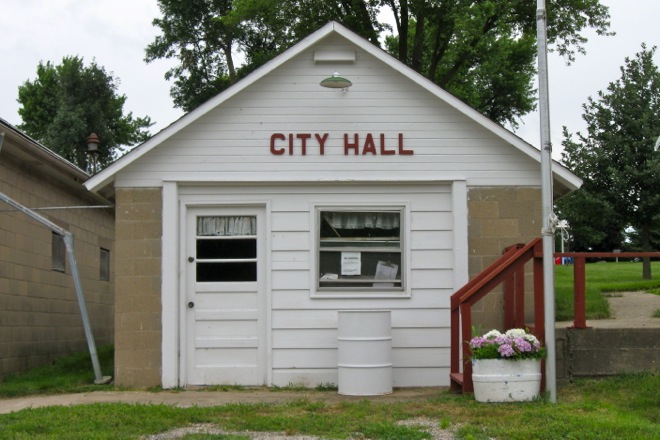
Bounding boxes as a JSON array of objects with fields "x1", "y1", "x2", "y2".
[
  {"x1": 394, "y1": 368, "x2": 451, "y2": 387},
  {"x1": 178, "y1": 183, "x2": 452, "y2": 386},
  {"x1": 268, "y1": 185, "x2": 451, "y2": 386},
  {"x1": 117, "y1": 35, "x2": 541, "y2": 190},
  {"x1": 393, "y1": 348, "x2": 451, "y2": 367},
  {"x1": 272, "y1": 289, "x2": 452, "y2": 310}
]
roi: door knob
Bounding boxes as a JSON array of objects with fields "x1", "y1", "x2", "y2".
[{"x1": 188, "y1": 301, "x2": 194, "y2": 309}]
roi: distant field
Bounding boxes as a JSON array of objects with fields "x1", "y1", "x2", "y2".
[{"x1": 555, "y1": 261, "x2": 660, "y2": 321}]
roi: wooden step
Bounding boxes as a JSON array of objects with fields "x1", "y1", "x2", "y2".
[{"x1": 449, "y1": 372, "x2": 463, "y2": 393}]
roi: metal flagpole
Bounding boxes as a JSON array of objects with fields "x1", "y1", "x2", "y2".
[{"x1": 536, "y1": 0, "x2": 557, "y2": 403}]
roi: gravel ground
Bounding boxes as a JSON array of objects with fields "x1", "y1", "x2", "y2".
[{"x1": 144, "y1": 418, "x2": 457, "y2": 439}]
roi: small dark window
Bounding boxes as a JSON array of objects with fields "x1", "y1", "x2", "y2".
[
  {"x1": 100, "y1": 248, "x2": 110, "y2": 281},
  {"x1": 52, "y1": 233, "x2": 66, "y2": 272},
  {"x1": 195, "y1": 216, "x2": 258, "y2": 282}
]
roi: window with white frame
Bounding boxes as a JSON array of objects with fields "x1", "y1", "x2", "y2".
[{"x1": 318, "y1": 208, "x2": 403, "y2": 291}]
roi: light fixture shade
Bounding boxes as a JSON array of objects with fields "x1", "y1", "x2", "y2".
[
  {"x1": 86, "y1": 133, "x2": 100, "y2": 152},
  {"x1": 320, "y1": 72, "x2": 352, "y2": 89}
]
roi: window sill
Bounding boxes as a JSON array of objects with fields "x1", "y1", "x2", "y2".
[{"x1": 311, "y1": 289, "x2": 411, "y2": 299}]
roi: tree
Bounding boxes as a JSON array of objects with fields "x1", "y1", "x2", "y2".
[
  {"x1": 144, "y1": 0, "x2": 240, "y2": 111},
  {"x1": 18, "y1": 56, "x2": 153, "y2": 172},
  {"x1": 558, "y1": 45, "x2": 660, "y2": 278},
  {"x1": 145, "y1": 0, "x2": 385, "y2": 111},
  {"x1": 145, "y1": 0, "x2": 611, "y2": 126}
]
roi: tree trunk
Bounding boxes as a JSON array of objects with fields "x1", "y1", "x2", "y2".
[
  {"x1": 396, "y1": 0, "x2": 409, "y2": 62},
  {"x1": 224, "y1": 44, "x2": 236, "y2": 84},
  {"x1": 410, "y1": 14, "x2": 425, "y2": 72}
]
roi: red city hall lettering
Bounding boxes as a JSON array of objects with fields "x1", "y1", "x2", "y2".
[
  {"x1": 269, "y1": 133, "x2": 413, "y2": 156},
  {"x1": 270, "y1": 133, "x2": 329, "y2": 155},
  {"x1": 343, "y1": 133, "x2": 412, "y2": 155}
]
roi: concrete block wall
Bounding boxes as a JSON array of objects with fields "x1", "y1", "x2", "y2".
[
  {"x1": 114, "y1": 188, "x2": 162, "y2": 387},
  {"x1": 467, "y1": 187, "x2": 542, "y2": 332},
  {"x1": 556, "y1": 328, "x2": 660, "y2": 384},
  {"x1": 0, "y1": 155, "x2": 114, "y2": 380}
]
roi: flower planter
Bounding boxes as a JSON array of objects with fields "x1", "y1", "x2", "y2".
[{"x1": 472, "y1": 358, "x2": 542, "y2": 403}]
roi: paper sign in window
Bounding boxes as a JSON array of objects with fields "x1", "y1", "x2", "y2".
[
  {"x1": 341, "y1": 252, "x2": 361, "y2": 276},
  {"x1": 374, "y1": 261, "x2": 398, "y2": 287}
]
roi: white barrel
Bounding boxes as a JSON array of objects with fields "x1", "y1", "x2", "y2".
[{"x1": 337, "y1": 310, "x2": 392, "y2": 395}]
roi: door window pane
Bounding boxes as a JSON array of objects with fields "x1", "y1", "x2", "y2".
[
  {"x1": 195, "y1": 216, "x2": 257, "y2": 282},
  {"x1": 197, "y1": 262, "x2": 257, "y2": 282},
  {"x1": 196, "y1": 238, "x2": 256, "y2": 259}
]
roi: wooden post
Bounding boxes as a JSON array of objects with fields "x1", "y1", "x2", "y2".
[
  {"x1": 514, "y1": 265, "x2": 526, "y2": 328},
  {"x1": 503, "y1": 274, "x2": 514, "y2": 329},
  {"x1": 460, "y1": 302, "x2": 473, "y2": 392},
  {"x1": 572, "y1": 256, "x2": 588, "y2": 328}
]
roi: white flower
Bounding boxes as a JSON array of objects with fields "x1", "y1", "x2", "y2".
[
  {"x1": 505, "y1": 328, "x2": 527, "y2": 338},
  {"x1": 523, "y1": 333, "x2": 540, "y2": 345},
  {"x1": 483, "y1": 329, "x2": 503, "y2": 339}
]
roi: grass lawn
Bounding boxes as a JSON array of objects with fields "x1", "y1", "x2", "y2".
[
  {"x1": 0, "y1": 373, "x2": 657, "y2": 439},
  {"x1": 0, "y1": 263, "x2": 658, "y2": 438},
  {"x1": 554, "y1": 261, "x2": 660, "y2": 321}
]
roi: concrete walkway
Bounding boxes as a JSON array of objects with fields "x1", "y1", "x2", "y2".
[{"x1": 0, "y1": 387, "x2": 446, "y2": 415}]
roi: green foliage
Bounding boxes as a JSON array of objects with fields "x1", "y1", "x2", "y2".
[
  {"x1": 555, "y1": 187, "x2": 625, "y2": 252},
  {"x1": 0, "y1": 345, "x2": 114, "y2": 398},
  {"x1": 558, "y1": 45, "x2": 660, "y2": 269},
  {"x1": 17, "y1": 56, "x2": 153, "y2": 171},
  {"x1": 146, "y1": 0, "x2": 612, "y2": 126},
  {"x1": 359, "y1": 421, "x2": 430, "y2": 440}
]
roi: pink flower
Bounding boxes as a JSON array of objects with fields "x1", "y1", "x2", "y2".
[
  {"x1": 498, "y1": 344, "x2": 515, "y2": 357},
  {"x1": 469, "y1": 336, "x2": 486, "y2": 349},
  {"x1": 514, "y1": 337, "x2": 533, "y2": 352}
]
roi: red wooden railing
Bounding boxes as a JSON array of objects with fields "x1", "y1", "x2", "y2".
[
  {"x1": 450, "y1": 238, "x2": 545, "y2": 393},
  {"x1": 450, "y1": 241, "x2": 660, "y2": 393},
  {"x1": 555, "y1": 251, "x2": 660, "y2": 328}
]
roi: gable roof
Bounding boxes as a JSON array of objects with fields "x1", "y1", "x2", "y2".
[{"x1": 85, "y1": 21, "x2": 581, "y2": 198}]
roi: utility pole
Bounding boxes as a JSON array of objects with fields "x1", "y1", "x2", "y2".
[{"x1": 536, "y1": 0, "x2": 557, "y2": 403}]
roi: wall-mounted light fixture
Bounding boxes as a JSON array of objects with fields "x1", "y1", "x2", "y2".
[{"x1": 320, "y1": 72, "x2": 352, "y2": 92}]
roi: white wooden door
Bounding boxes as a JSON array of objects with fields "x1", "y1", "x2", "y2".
[{"x1": 185, "y1": 207, "x2": 266, "y2": 385}]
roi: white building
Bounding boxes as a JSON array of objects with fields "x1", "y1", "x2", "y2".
[{"x1": 86, "y1": 22, "x2": 580, "y2": 389}]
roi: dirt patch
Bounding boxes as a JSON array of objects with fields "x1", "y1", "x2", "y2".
[{"x1": 144, "y1": 418, "x2": 457, "y2": 439}]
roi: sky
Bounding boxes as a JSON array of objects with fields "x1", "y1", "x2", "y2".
[{"x1": 1, "y1": 0, "x2": 658, "y2": 160}]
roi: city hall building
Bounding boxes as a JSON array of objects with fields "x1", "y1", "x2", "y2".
[{"x1": 86, "y1": 22, "x2": 580, "y2": 389}]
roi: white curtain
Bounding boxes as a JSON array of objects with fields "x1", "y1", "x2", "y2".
[
  {"x1": 322, "y1": 212, "x2": 399, "y2": 230},
  {"x1": 197, "y1": 216, "x2": 256, "y2": 236}
]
